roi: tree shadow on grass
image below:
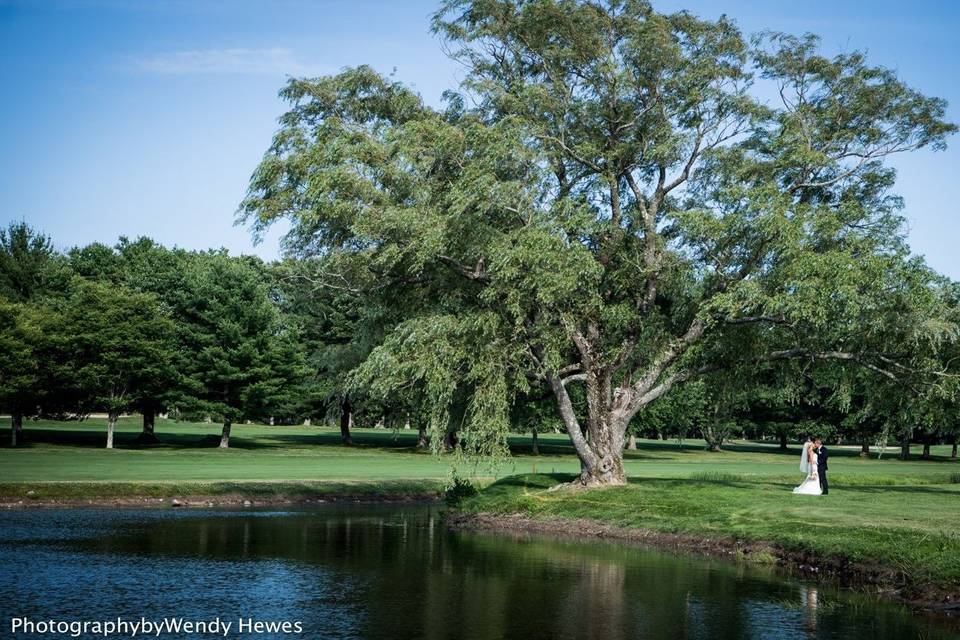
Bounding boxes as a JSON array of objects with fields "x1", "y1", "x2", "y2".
[
  {"x1": 831, "y1": 484, "x2": 960, "y2": 497},
  {"x1": 6, "y1": 426, "x2": 427, "y2": 451}
]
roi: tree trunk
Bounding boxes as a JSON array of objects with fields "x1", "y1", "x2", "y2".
[
  {"x1": 442, "y1": 430, "x2": 458, "y2": 453},
  {"x1": 531, "y1": 430, "x2": 539, "y2": 456},
  {"x1": 626, "y1": 434, "x2": 637, "y2": 450},
  {"x1": 106, "y1": 413, "x2": 117, "y2": 449},
  {"x1": 952, "y1": 437, "x2": 957, "y2": 461},
  {"x1": 860, "y1": 439, "x2": 870, "y2": 457},
  {"x1": 900, "y1": 433, "x2": 911, "y2": 460},
  {"x1": 779, "y1": 432, "x2": 788, "y2": 451},
  {"x1": 656, "y1": 430, "x2": 663, "y2": 441},
  {"x1": 339, "y1": 399, "x2": 353, "y2": 445},
  {"x1": 11, "y1": 413, "x2": 23, "y2": 447},
  {"x1": 137, "y1": 407, "x2": 160, "y2": 444},
  {"x1": 219, "y1": 420, "x2": 232, "y2": 448},
  {"x1": 416, "y1": 423, "x2": 429, "y2": 450},
  {"x1": 547, "y1": 372, "x2": 627, "y2": 487},
  {"x1": 578, "y1": 446, "x2": 626, "y2": 486},
  {"x1": 142, "y1": 408, "x2": 155, "y2": 436},
  {"x1": 702, "y1": 425, "x2": 725, "y2": 452},
  {"x1": 921, "y1": 435, "x2": 932, "y2": 460},
  {"x1": 574, "y1": 414, "x2": 626, "y2": 487}
]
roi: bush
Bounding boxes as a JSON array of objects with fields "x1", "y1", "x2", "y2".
[{"x1": 443, "y1": 471, "x2": 478, "y2": 506}]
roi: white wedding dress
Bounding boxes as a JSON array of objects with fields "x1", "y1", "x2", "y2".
[{"x1": 793, "y1": 442, "x2": 823, "y2": 496}]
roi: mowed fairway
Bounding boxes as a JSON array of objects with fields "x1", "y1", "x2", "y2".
[{"x1": 1, "y1": 417, "x2": 957, "y2": 484}]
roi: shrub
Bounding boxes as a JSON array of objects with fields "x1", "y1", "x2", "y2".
[{"x1": 443, "y1": 471, "x2": 478, "y2": 506}]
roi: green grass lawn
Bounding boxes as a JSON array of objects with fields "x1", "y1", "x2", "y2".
[
  {"x1": 1, "y1": 416, "x2": 955, "y2": 484},
  {"x1": 0, "y1": 417, "x2": 960, "y2": 487}
]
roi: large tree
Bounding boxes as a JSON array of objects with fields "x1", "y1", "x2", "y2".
[
  {"x1": 0, "y1": 222, "x2": 70, "y2": 443},
  {"x1": 0, "y1": 301, "x2": 53, "y2": 445},
  {"x1": 240, "y1": 0, "x2": 955, "y2": 486},
  {"x1": 59, "y1": 278, "x2": 176, "y2": 448},
  {"x1": 175, "y1": 253, "x2": 305, "y2": 447},
  {"x1": 71, "y1": 237, "x2": 191, "y2": 440}
]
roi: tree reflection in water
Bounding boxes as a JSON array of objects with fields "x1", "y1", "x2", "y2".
[{"x1": 0, "y1": 507, "x2": 955, "y2": 640}]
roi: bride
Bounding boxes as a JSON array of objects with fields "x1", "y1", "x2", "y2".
[{"x1": 793, "y1": 440, "x2": 822, "y2": 495}]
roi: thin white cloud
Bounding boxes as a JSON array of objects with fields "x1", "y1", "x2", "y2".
[{"x1": 131, "y1": 47, "x2": 318, "y2": 76}]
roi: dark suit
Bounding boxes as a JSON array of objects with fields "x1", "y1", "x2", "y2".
[{"x1": 816, "y1": 445, "x2": 829, "y2": 494}]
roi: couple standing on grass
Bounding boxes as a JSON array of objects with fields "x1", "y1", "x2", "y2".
[{"x1": 793, "y1": 437, "x2": 829, "y2": 496}]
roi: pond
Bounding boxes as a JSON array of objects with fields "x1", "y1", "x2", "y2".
[{"x1": 0, "y1": 505, "x2": 955, "y2": 639}]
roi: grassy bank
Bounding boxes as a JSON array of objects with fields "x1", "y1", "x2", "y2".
[
  {"x1": 457, "y1": 473, "x2": 960, "y2": 598},
  {"x1": 2, "y1": 417, "x2": 957, "y2": 508}
]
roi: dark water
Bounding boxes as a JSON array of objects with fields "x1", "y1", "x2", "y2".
[{"x1": 0, "y1": 506, "x2": 955, "y2": 640}]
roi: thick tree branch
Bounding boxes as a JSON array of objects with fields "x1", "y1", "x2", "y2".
[
  {"x1": 547, "y1": 372, "x2": 596, "y2": 466},
  {"x1": 437, "y1": 255, "x2": 490, "y2": 284}
]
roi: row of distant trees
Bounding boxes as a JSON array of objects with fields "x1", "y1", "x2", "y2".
[
  {"x1": 1, "y1": 220, "x2": 957, "y2": 458},
  {"x1": 0, "y1": 222, "x2": 449, "y2": 449},
  {"x1": 0, "y1": 222, "x2": 316, "y2": 447},
  {"x1": 517, "y1": 371, "x2": 959, "y2": 461}
]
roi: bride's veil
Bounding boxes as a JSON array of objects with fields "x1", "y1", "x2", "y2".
[{"x1": 799, "y1": 441, "x2": 810, "y2": 473}]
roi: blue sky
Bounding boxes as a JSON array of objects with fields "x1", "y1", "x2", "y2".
[{"x1": 1, "y1": 0, "x2": 958, "y2": 278}]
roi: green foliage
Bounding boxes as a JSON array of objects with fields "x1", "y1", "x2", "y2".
[
  {"x1": 0, "y1": 221, "x2": 68, "y2": 302},
  {"x1": 0, "y1": 300, "x2": 57, "y2": 419},
  {"x1": 443, "y1": 470, "x2": 479, "y2": 506},
  {"x1": 173, "y1": 253, "x2": 308, "y2": 424},
  {"x1": 629, "y1": 381, "x2": 706, "y2": 441},
  {"x1": 239, "y1": 0, "x2": 957, "y2": 481},
  {"x1": 57, "y1": 278, "x2": 176, "y2": 420}
]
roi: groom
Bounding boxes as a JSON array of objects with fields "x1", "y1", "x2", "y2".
[{"x1": 814, "y1": 437, "x2": 829, "y2": 495}]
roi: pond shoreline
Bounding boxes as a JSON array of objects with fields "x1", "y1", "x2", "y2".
[
  {"x1": 0, "y1": 480, "x2": 443, "y2": 509},
  {"x1": 445, "y1": 511, "x2": 960, "y2": 614},
  {"x1": 0, "y1": 492, "x2": 442, "y2": 509}
]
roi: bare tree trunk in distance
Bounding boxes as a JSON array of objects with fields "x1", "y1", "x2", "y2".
[
  {"x1": 137, "y1": 407, "x2": 160, "y2": 444},
  {"x1": 701, "y1": 421, "x2": 725, "y2": 452},
  {"x1": 779, "y1": 432, "x2": 788, "y2": 451},
  {"x1": 531, "y1": 429, "x2": 539, "y2": 456},
  {"x1": 339, "y1": 398, "x2": 353, "y2": 445},
  {"x1": 142, "y1": 408, "x2": 155, "y2": 437},
  {"x1": 219, "y1": 420, "x2": 232, "y2": 448},
  {"x1": 900, "y1": 432, "x2": 911, "y2": 460},
  {"x1": 106, "y1": 412, "x2": 118, "y2": 449},
  {"x1": 11, "y1": 413, "x2": 23, "y2": 447},
  {"x1": 921, "y1": 434, "x2": 932, "y2": 460},
  {"x1": 626, "y1": 434, "x2": 637, "y2": 450},
  {"x1": 442, "y1": 430, "x2": 458, "y2": 452},
  {"x1": 860, "y1": 439, "x2": 870, "y2": 457},
  {"x1": 416, "y1": 423, "x2": 429, "y2": 450},
  {"x1": 952, "y1": 436, "x2": 958, "y2": 461}
]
